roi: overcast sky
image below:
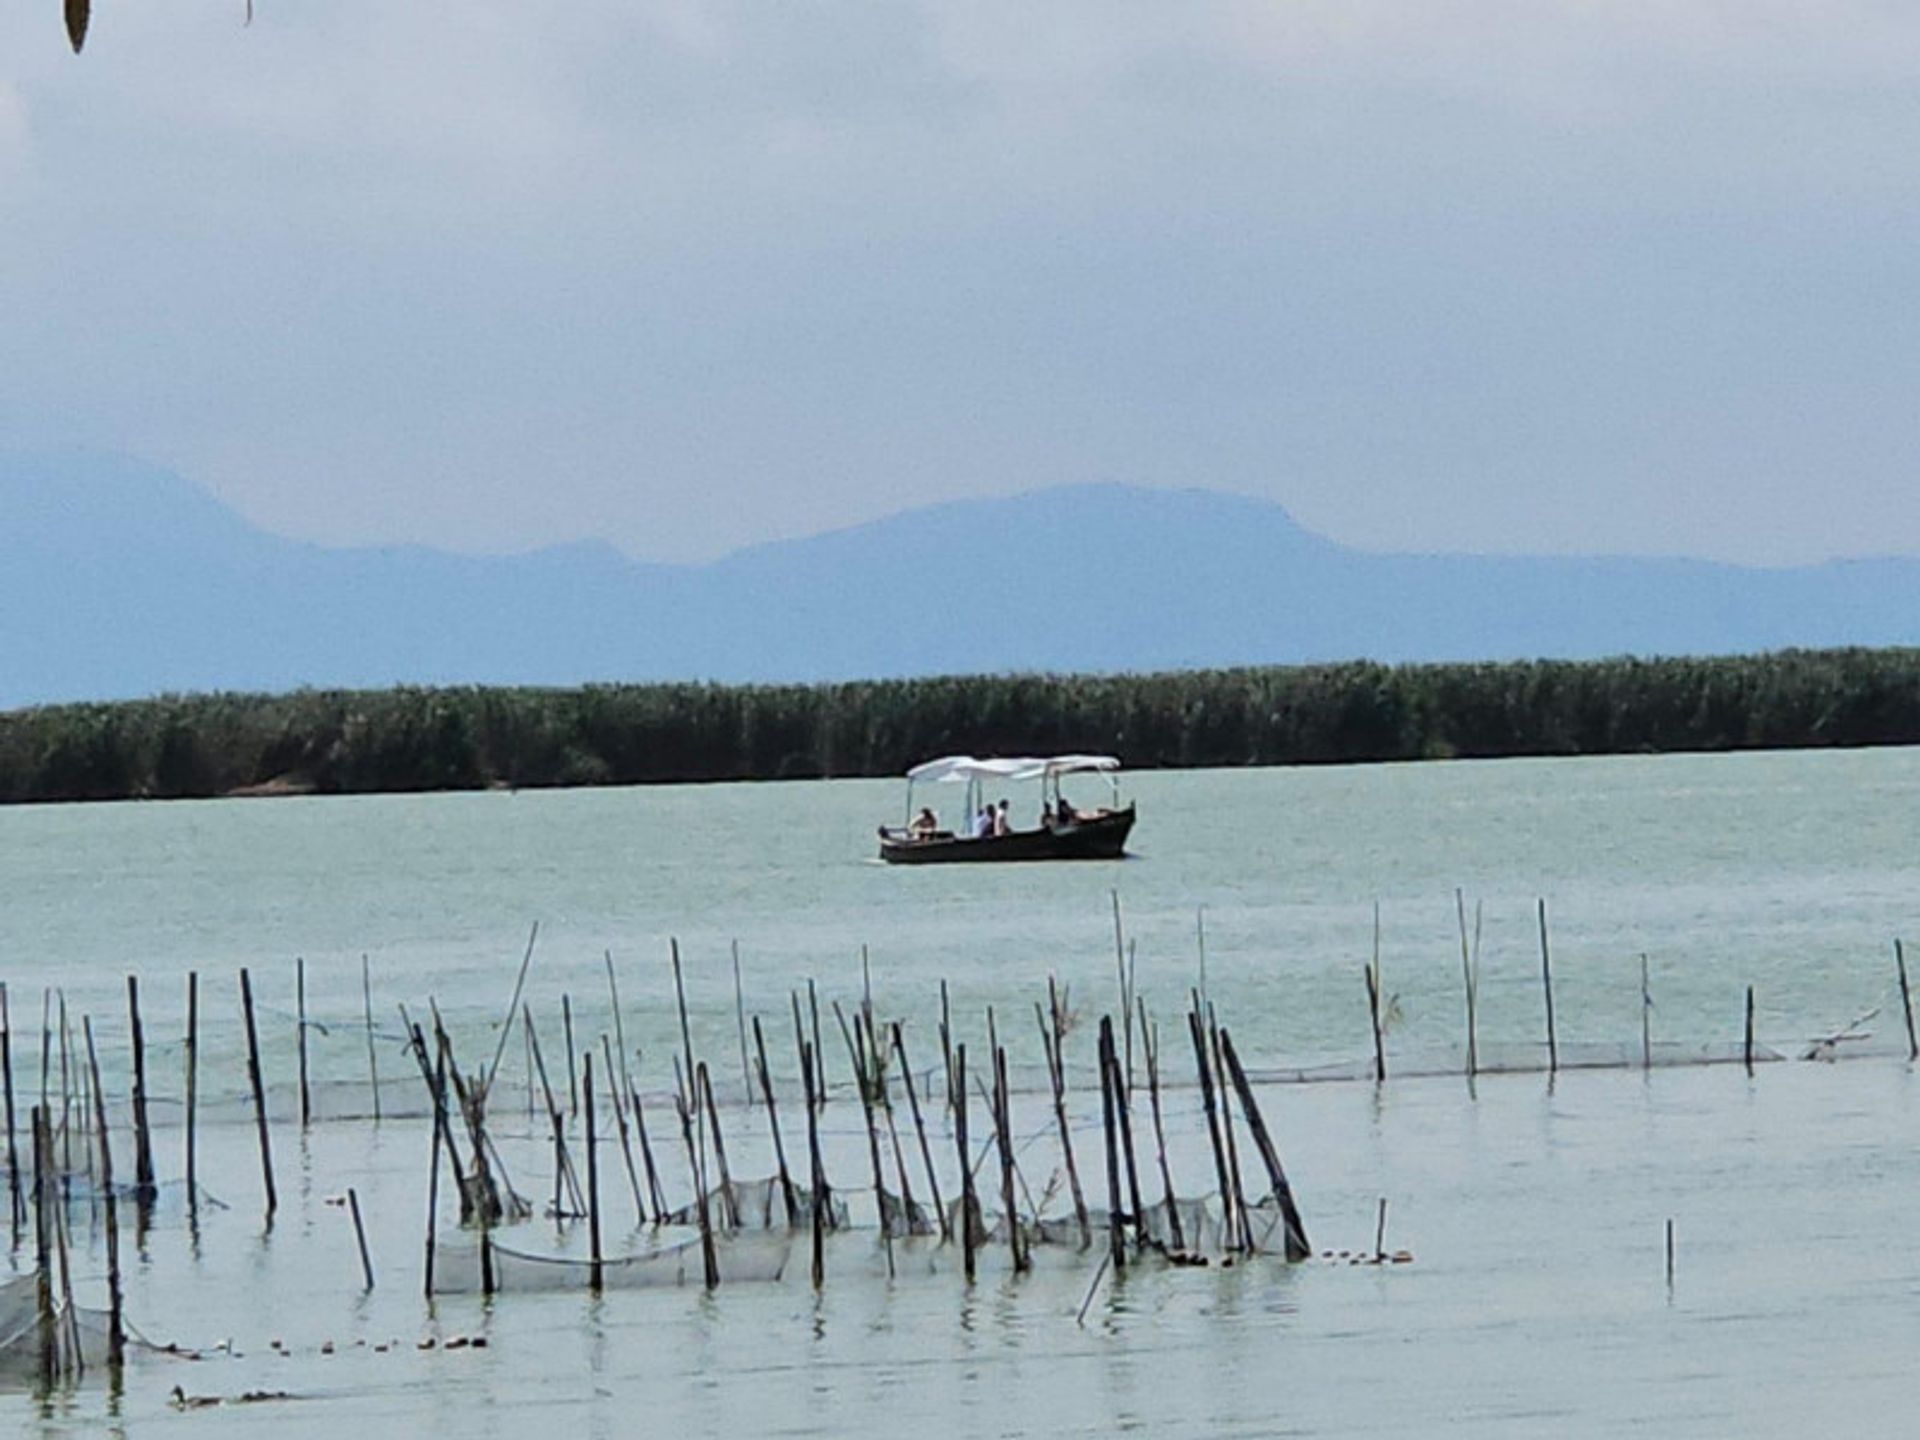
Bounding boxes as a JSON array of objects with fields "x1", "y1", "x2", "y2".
[{"x1": 3, "y1": 2, "x2": 1917, "y2": 564}]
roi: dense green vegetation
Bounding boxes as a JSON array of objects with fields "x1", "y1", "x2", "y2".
[{"x1": 2, "y1": 648, "x2": 1917, "y2": 804}]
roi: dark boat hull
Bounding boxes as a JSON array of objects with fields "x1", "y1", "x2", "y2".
[{"x1": 878, "y1": 806, "x2": 1136, "y2": 864}]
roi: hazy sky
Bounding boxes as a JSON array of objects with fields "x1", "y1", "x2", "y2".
[{"x1": 3, "y1": 2, "x2": 1917, "y2": 564}]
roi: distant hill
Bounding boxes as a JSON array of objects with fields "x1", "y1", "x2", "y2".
[{"x1": 5, "y1": 451, "x2": 1919, "y2": 707}]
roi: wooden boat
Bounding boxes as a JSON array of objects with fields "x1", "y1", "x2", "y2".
[{"x1": 877, "y1": 754, "x2": 1136, "y2": 864}]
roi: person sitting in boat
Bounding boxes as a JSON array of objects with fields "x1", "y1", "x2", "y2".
[
  {"x1": 1054, "y1": 794, "x2": 1077, "y2": 827},
  {"x1": 971, "y1": 805, "x2": 994, "y2": 839},
  {"x1": 909, "y1": 807, "x2": 938, "y2": 839},
  {"x1": 993, "y1": 799, "x2": 1012, "y2": 836}
]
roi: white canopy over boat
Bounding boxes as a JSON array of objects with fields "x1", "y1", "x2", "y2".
[{"x1": 906, "y1": 754, "x2": 1121, "y2": 784}]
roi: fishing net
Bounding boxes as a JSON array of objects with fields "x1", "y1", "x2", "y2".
[
  {"x1": 661, "y1": 1176, "x2": 849, "y2": 1233},
  {"x1": 432, "y1": 1228, "x2": 793, "y2": 1294}
]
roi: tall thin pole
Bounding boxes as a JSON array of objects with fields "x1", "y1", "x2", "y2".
[
  {"x1": 83, "y1": 1019, "x2": 124, "y2": 1370},
  {"x1": 0, "y1": 983, "x2": 18, "y2": 1232},
  {"x1": 184, "y1": 971, "x2": 199, "y2": 1209},
  {"x1": 732, "y1": 941, "x2": 753, "y2": 1106},
  {"x1": 585, "y1": 1052, "x2": 602, "y2": 1292},
  {"x1": 363, "y1": 954, "x2": 382, "y2": 1121},
  {"x1": 1640, "y1": 954, "x2": 1652, "y2": 1071},
  {"x1": 1455, "y1": 890, "x2": 1478, "y2": 1079},
  {"x1": 296, "y1": 958, "x2": 311, "y2": 1129},
  {"x1": 127, "y1": 976, "x2": 155, "y2": 1199}
]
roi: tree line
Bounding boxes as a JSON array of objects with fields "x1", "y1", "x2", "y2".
[{"x1": 1, "y1": 647, "x2": 1916, "y2": 804}]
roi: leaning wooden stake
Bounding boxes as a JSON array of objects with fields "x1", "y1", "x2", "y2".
[
  {"x1": 83, "y1": 1019, "x2": 125, "y2": 1370},
  {"x1": 1744, "y1": 985, "x2": 1755, "y2": 1077},
  {"x1": 753, "y1": 1018, "x2": 798, "y2": 1227},
  {"x1": 240, "y1": 968, "x2": 277, "y2": 1219},
  {"x1": 1897, "y1": 940, "x2": 1917, "y2": 1064},
  {"x1": 1112, "y1": 1018, "x2": 1147, "y2": 1252},
  {"x1": 1218, "y1": 1028, "x2": 1311, "y2": 1261},
  {"x1": 1365, "y1": 962, "x2": 1387, "y2": 1085},
  {"x1": 1111, "y1": 892, "x2": 1133, "y2": 1102},
  {"x1": 1537, "y1": 898, "x2": 1559, "y2": 1075},
  {"x1": 675, "y1": 1083, "x2": 719, "y2": 1290},
  {"x1": 630, "y1": 1082, "x2": 667, "y2": 1220},
  {"x1": 349, "y1": 1187, "x2": 375, "y2": 1290}
]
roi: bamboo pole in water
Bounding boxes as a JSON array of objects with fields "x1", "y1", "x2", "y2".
[
  {"x1": 1097, "y1": 1018, "x2": 1126, "y2": 1272},
  {"x1": 362, "y1": 955, "x2": 381, "y2": 1122},
  {"x1": 801, "y1": 1038, "x2": 825, "y2": 1287},
  {"x1": 699, "y1": 1062, "x2": 740, "y2": 1230},
  {"x1": 56, "y1": 994, "x2": 72, "y2": 1195},
  {"x1": 954, "y1": 1043, "x2": 976, "y2": 1282},
  {"x1": 1039, "y1": 980, "x2": 1090, "y2": 1247},
  {"x1": 128, "y1": 976, "x2": 155, "y2": 1202},
  {"x1": 484, "y1": 921, "x2": 540, "y2": 1093},
  {"x1": 523, "y1": 1005, "x2": 581, "y2": 1218},
  {"x1": 892, "y1": 1022, "x2": 947, "y2": 1240},
  {"x1": 1640, "y1": 954, "x2": 1653, "y2": 1071},
  {"x1": 1456, "y1": 889, "x2": 1479, "y2": 1079},
  {"x1": 671, "y1": 941, "x2": 695, "y2": 1113},
  {"x1": 423, "y1": 1041, "x2": 445, "y2": 1297},
  {"x1": 733, "y1": 941, "x2": 753, "y2": 1107},
  {"x1": 1538, "y1": 899, "x2": 1559, "y2": 1076},
  {"x1": 602, "y1": 1036, "x2": 647, "y2": 1225},
  {"x1": 82, "y1": 1019, "x2": 125, "y2": 1371},
  {"x1": 1139, "y1": 999, "x2": 1183, "y2": 1250},
  {"x1": 604, "y1": 951, "x2": 633, "y2": 1122},
  {"x1": 585, "y1": 1052, "x2": 602, "y2": 1292},
  {"x1": 1218, "y1": 1028, "x2": 1311, "y2": 1261},
  {"x1": 240, "y1": 968, "x2": 277, "y2": 1220},
  {"x1": 562, "y1": 993, "x2": 579, "y2": 1120},
  {"x1": 1367, "y1": 902, "x2": 1387, "y2": 1083},
  {"x1": 184, "y1": 972, "x2": 199, "y2": 1213},
  {"x1": 1111, "y1": 892, "x2": 1133, "y2": 1103},
  {"x1": 296, "y1": 958, "x2": 311, "y2": 1129},
  {"x1": 1112, "y1": 1017, "x2": 1147, "y2": 1252},
  {"x1": 32, "y1": 1107, "x2": 56, "y2": 1390},
  {"x1": 1897, "y1": 940, "x2": 1917, "y2": 1064},
  {"x1": 808, "y1": 979, "x2": 826, "y2": 1111},
  {"x1": 629, "y1": 1081, "x2": 668, "y2": 1222},
  {"x1": 675, "y1": 1079, "x2": 719, "y2": 1289},
  {"x1": 1, "y1": 983, "x2": 18, "y2": 1233},
  {"x1": 1744, "y1": 986, "x2": 1755, "y2": 1077},
  {"x1": 940, "y1": 980, "x2": 955, "y2": 1115},
  {"x1": 993, "y1": 1043, "x2": 1028, "y2": 1272},
  {"x1": 753, "y1": 1017, "x2": 798, "y2": 1227},
  {"x1": 1187, "y1": 1004, "x2": 1234, "y2": 1252},
  {"x1": 1208, "y1": 1004, "x2": 1251, "y2": 1253}
]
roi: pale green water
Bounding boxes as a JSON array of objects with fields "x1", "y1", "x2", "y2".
[{"x1": 2, "y1": 747, "x2": 1918, "y2": 1435}]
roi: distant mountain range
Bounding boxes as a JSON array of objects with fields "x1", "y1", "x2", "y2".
[{"x1": 4, "y1": 450, "x2": 1918, "y2": 708}]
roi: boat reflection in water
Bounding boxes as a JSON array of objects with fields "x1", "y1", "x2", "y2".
[{"x1": 877, "y1": 754, "x2": 1136, "y2": 864}]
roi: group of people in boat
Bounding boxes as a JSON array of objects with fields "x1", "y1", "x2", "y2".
[{"x1": 906, "y1": 794, "x2": 1089, "y2": 842}]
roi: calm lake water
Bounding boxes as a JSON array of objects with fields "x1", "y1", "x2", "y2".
[{"x1": 3, "y1": 747, "x2": 1918, "y2": 1436}]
